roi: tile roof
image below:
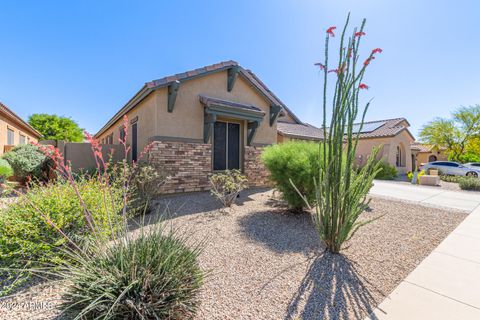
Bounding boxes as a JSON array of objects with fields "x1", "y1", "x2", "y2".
[
  {"x1": 96, "y1": 60, "x2": 302, "y2": 137},
  {"x1": 0, "y1": 102, "x2": 42, "y2": 138},
  {"x1": 278, "y1": 118, "x2": 414, "y2": 141},
  {"x1": 411, "y1": 142, "x2": 446, "y2": 152},
  {"x1": 199, "y1": 95, "x2": 265, "y2": 114},
  {"x1": 277, "y1": 121, "x2": 324, "y2": 140}
]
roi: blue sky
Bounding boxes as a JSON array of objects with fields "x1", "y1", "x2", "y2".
[{"x1": 0, "y1": 0, "x2": 479, "y2": 137}]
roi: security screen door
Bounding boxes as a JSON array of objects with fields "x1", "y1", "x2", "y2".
[{"x1": 213, "y1": 121, "x2": 240, "y2": 171}]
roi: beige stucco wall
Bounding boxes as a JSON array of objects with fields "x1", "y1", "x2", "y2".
[
  {"x1": 356, "y1": 130, "x2": 415, "y2": 174},
  {"x1": 97, "y1": 92, "x2": 157, "y2": 161},
  {"x1": 416, "y1": 150, "x2": 448, "y2": 168},
  {"x1": 97, "y1": 70, "x2": 278, "y2": 161},
  {"x1": 0, "y1": 113, "x2": 39, "y2": 154}
]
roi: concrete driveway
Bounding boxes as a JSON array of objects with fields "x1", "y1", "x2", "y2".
[
  {"x1": 367, "y1": 180, "x2": 480, "y2": 319},
  {"x1": 370, "y1": 180, "x2": 480, "y2": 211}
]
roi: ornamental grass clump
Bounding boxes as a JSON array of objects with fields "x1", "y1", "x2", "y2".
[
  {"x1": 306, "y1": 14, "x2": 383, "y2": 253},
  {"x1": 59, "y1": 223, "x2": 204, "y2": 319},
  {"x1": 3, "y1": 115, "x2": 204, "y2": 319}
]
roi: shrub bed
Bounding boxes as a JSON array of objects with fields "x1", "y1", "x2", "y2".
[
  {"x1": 262, "y1": 142, "x2": 321, "y2": 210},
  {"x1": 459, "y1": 177, "x2": 480, "y2": 191},
  {"x1": 0, "y1": 179, "x2": 123, "y2": 293},
  {"x1": 3, "y1": 144, "x2": 52, "y2": 183},
  {"x1": 374, "y1": 161, "x2": 397, "y2": 180}
]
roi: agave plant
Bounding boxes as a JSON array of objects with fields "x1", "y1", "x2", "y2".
[{"x1": 309, "y1": 14, "x2": 383, "y2": 253}]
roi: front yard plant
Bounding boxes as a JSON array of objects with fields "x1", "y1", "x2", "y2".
[
  {"x1": 3, "y1": 144, "x2": 52, "y2": 183},
  {"x1": 0, "y1": 159, "x2": 13, "y2": 183},
  {"x1": 60, "y1": 223, "x2": 204, "y2": 319},
  {"x1": 374, "y1": 160, "x2": 397, "y2": 180},
  {"x1": 262, "y1": 141, "x2": 321, "y2": 210},
  {"x1": 0, "y1": 115, "x2": 205, "y2": 318},
  {"x1": 458, "y1": 176, "x2": 480, "y2": 191},
  {"x1": 209, "y1": 169, "x2": 248, "y2": 207},
  {"x1": 0, "y1": 178, "x2": 123, "y2": 294},
  {"x1": 308, "y1": 15, "x2": 382, "y2": 253}
]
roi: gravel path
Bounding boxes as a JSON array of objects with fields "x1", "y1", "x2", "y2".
[{"x1": 0, "y1": 189, "x2": 467, "y2": 320}]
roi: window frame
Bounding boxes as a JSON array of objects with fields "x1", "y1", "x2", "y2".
[
  {"x1": 7, "y1": 128, "x2": 14, "y2": 145},
  {"x1": 212, "y1": 120, "x2": 242, "y2": 171}
]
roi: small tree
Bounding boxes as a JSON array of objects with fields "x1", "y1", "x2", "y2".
[
  {"x1": 306, "y1": 14, "x2": 382, "y2": 253},
  {"x1": 28, "y1": 113, "x2": 84, "y2": 142},
  {"x1": 419, "y1": 105, "x2": 480, "y2": 161}
]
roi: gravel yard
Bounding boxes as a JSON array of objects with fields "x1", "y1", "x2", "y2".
[{"x1": 0, "y1": 189, "x2": 467, "y2": 320}]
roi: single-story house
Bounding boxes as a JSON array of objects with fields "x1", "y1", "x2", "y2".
[
  {"x1": 95, "y1": 60, "x2": 303, "y2": 193},
  {"x1": 0, "y1": 102, "x2": 41, "y2": 154},
  {"x1": 278, "y1": 118, "x2": 416, "y2": 174},
  {"x1": 411, "y1": 142, "x2": 448, "y2": 168}
]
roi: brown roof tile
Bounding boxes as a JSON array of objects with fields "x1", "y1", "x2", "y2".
[
  {"x1": 277, "y1": 121, "x2": 324, "y2": 140},
  {"x1": 279, "y1": 118, "x2": 414, "y2": 141}
]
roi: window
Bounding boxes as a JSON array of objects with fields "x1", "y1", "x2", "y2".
[
  {"x1": 107, "y1": 133, "x2": 114, "y2": 144},
  {"x1": 131, "y1": 122, "x2": 138, "y2": 162},
  {"x1": 213, "y1": 121, "x2": 240, "y2": 170},
  {"x1": 19, "y1": 134, "x2": 26, "y2": 144},
  {"x1": 396, "y1": 144, "x2": 406, "y2": 167},
  {"x1": 119, "y1": 126, "x2": 125, "y2": 143},
  {"x1": 396, "y1": 146, "x2": 401, "y2": 167},
  {"x1": 7, "y1": 128, "x2": 14, "y2": 145}
]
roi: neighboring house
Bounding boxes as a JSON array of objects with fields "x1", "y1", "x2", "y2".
[
  {"x1": 278, "y1": 118, "x2": 416, "y2": 174},
  {"x1": 411, "y1": 142, "x2": 448, "y2": 168},
  {"x1": 95, "y1": 60, "x2": 302, "y2": 193},
  {"x1": 0, "y1": 102, "x2": 41, "y2": 154}
]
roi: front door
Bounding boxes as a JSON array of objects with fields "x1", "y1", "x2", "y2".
[{"x1": 213, "y1": 121, "x2": 240, "y2": 171}]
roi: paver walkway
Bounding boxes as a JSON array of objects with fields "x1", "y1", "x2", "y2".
[
  {"x1": 370, "y1": 180, "x2": 480, "y2": 211},
  {"x1": 367, "y1": 181, "x2": 480, "y2": 319}
]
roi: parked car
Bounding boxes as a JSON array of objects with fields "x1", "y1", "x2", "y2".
[
  {"x1": 420, "y1": 161, "x2": 480, "y2": 178},
  {"x1": 464, "y1": 162, "x2": 480, "y2": 169}
]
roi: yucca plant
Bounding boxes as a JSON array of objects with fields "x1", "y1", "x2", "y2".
[{"x1": 309, "y1": 14, "x2": 383, "y2": 253}]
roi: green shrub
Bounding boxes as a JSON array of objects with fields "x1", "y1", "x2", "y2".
[
  {"x1": 59, "y1": 223, "x2": 204, "y2": 319},
  {"x1": 0, "y1": 179, "x2": 123, "y2": 293},
  {"x1": 459, "y1": 177, "x2": 480, "y2": 191},
  {"x1": 440, "y1": 175, "x2": 461, "y2": 183},
  {"x1": 0, "y1": 159, "x2": 13, "y2": 182},
  {"x1": 374, "y1": 161, "x2": 397, "y2": 180},
  {"x1": 3, "y1": 144, "x2": 52, "y2": 183},
  {"x1": 209, "y1": 169, "x2": 248, "y2": 207},
  {"x1": 262, "y1": 141, "x2": 321, "y2": 210}
]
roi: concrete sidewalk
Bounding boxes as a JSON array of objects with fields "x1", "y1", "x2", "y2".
[
  {"x1": 367, "y1": 182, "x2": 480, "y2": 319},
  {"x1": 370, "y1": 180, "x2": 480, "y2": 211}
]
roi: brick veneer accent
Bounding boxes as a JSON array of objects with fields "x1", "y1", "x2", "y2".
[
  {"x1": 244, "y1": 145, "x2": 271, "y2": 187},
  {"x1": 149, "y1": 141, "x2": 212, "y2": 193}
]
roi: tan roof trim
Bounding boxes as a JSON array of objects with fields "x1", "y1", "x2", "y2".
[
  {"x1": 0, "y1": 102, "x2": 42, "y2": 138},
  {"x1": 95, "y1": 60, "x2": 302, "y2": 137}
]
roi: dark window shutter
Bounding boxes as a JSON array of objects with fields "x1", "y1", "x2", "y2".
[
  {"x1": 213, "y1": 122, "x2": 227, "y2": 170},
  {"x1": 227, "y1": 123, "x2": 240, "y2": 169}
]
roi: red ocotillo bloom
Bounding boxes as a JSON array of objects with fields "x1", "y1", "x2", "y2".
[
  {"x1": 359, "y1": 83, "x2": 369, "y2": 90},
  {"x1": 372, "y1": 48, "x2": 383, "y2": 54},
  {"x1": 327, "y1": 26, "x2": 336, "y2": 37},
  {"x1": 355, "y1": 31, "x2": 366, "y2": 37}
]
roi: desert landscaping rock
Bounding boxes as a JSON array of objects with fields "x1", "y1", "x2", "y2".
[{"x1": 0, "y1": 189, "x2": 467, "y2": 319}]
